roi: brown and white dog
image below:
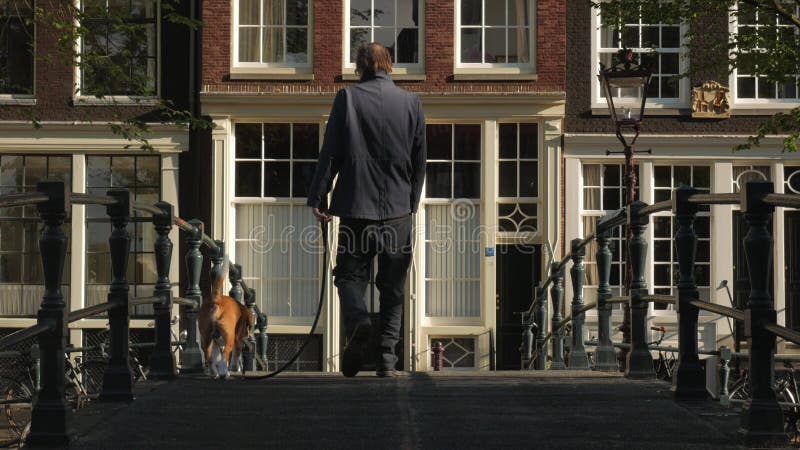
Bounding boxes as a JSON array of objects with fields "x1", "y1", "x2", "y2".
[{"x1": 199, "y1": 265, "x2": 253, "y2": 379}]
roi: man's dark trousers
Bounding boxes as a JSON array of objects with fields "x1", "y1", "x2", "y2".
[{"x1": 334, "y1": 215, "x2": 412, "y2": 370}]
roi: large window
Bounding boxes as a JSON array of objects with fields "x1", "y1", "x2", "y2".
[
  {"x1": 0, "y1": 155, "x2": 72, "y2": 317},
  {"x1": 651, "y1": 165, "x2": 711, "y2": 308},
  {"x1": 424, "y1": 124, "x2": 481, "y2": 318},
  {"x1": 80, "y1": 0, "x2": 158, "y2": 96},
  {"x1": 594, "y1": 7, "x2": 685, "y2": 105},
  {"x1": 497, "y1": 122, "x2": 538, "y2": 234},
  {"x1": 457, "y1": 0, "x2": 532, "y2": 67},
  {"x1": 85, "y1": 156, "x2": 160, "y2": 315},
  {"x1": 733, "y1": 2, "x2": 799, "y2": 101},
  {"x1": 0, "y1": 0, "x2": 34, "y2": 95},
  {"x1": 233, "y1": 122, "x2": 321, "y2": 318},
  {"x1": 347, "y1": 0, "x2": 421, "y2": 69},
  {"x1": 235, "y1": 0, "x2": 310, "y2": 67}
]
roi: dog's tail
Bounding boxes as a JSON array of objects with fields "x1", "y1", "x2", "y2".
[{"x1": 212, "y1": 258, "x2": 229, "y2": 299}]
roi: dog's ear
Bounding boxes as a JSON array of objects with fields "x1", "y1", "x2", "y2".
[{"x1": 212, "y1": 258, "x2": 229, "y2": 298}]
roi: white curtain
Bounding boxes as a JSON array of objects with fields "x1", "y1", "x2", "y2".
[{"x1": 513, "y1": 0, "x2": 529, "y2": 63}]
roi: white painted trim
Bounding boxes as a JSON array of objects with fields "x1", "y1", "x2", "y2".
[{"x1": 0, "y1": 122, "x2": 189, "y2": 153}]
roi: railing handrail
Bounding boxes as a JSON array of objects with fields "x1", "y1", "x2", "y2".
[
  {"x1": 641, "y1": 294, "x2": 676, "y2": 305},
  {"x1": 687, "y1": 193, "x2": 740, "y2": 205},
  {"x1": 764, "y1": 193, "x2": 800, "y2": 209},
  {"x1": 763, "y1": 323, "x2": 800, "y2": 346},
  {"x1": 639, "y1": 200, "x2": 672, "y2": 216},
  {"x1": 689, "y1": 299, "x2": 745, "y2": 322},
  {"x1": 0, "y1": 192, "x2": 50, "y2": 208},
  {"x1": 67, "y1": 301, "x2": 121, "y2": 323},
  {"x1": 0, "y1": 324, "x2": 52, "y2": 352}
]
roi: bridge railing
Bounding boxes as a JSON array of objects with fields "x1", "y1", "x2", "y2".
[
  {"x1": 0, "y1": 180, "x2": 271, "y2": 447},
  {"x1": 523, "y1": 179, "x2": 800, "y2": 447}
]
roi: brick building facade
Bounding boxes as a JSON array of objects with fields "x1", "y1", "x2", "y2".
[{"x1": 200, "y1": 0, "x2": 566, "y2": 371}]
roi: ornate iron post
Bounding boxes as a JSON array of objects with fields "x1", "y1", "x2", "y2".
[
  {"x1": 594, "y1": 217, "x2": 616, "y2": 371},
  {"x1": 255, "y1": 292, "x2": 268, "y2": 370},
  {"x1": 99, "y1": 189, "x2": 135, "y2": 402},
  {"x1": 210, "y1": 240, "x2": 226, "y2": 286},
  {"x1": 432, "y1": 341, "x2": 444, "y2": 370},
  {"x1": 569, "y1": 239, "x2": 589, "y2": 369},
  {"x1": 672, "y1": 187, "x2": 706, "y2": 398},
  {"x1": 625, "y1": 201, "x2": 654, "y2": 379},
  {"x1": 181, "y1": 219, "x2": 205, "y2": 373},
  {"x1": 521, "y1": 319, "x2": 534, "y2": 369},
  {"x1": 242, "y1": 280, "x2": 257, "y2": 372},
  {"x1": 228, "y1": 263, "x2": 243, "y2": 302},
  {"x1": 738, "y1": 181, "x2": 785, "y2": 446},
  {"x1": 550, "y1": 264, "x2": 566, "y2": 370},
  {"x1": 533, "y1": 287, "x2": 547, "y2": 370},
  {"x1": 149, "y1": 202, "x2": 177, "y2": 379},
  {"x1": 26, "y1": 181, "x2": 71, "y2": 447}
]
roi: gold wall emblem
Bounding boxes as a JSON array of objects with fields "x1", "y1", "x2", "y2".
[{"x1": 691, "y1": 81, "x2": 731, "y2": 118}]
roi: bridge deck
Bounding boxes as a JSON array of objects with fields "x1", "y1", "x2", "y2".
[{"x1": 72, "y1": 371, "x2": 742, "y2": 449}]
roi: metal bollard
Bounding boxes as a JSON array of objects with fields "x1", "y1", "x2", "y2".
[
  {"x1": 550, "y1": 264, "x2": 567, "y2": 370},
  {"x1": 719, "y1": 346, "x2": 731, "y2": 407},
  {"x1": 149, "y1": 202, "x2": 177, "y2": 380},
  {"x1": 594, "y1": 218, "x2": 616, "y2": 371},
  {"x1": 181, "y1": 219, "x2": 205, "y2": 373},
  {"x1": 26, "y1": 181, "x2": 71, "y2": 447},
  {"x1": 533, "y1": 287, "x2": 547, "y2": 370},
  {"x1": 625, "y1": 201, "x2": 655, "y2": 379},
  {"x1": 99, "y1": 189, "x2": 135, "y2": 402},
  {"x1": 569, "y1": 238, "x2": 589, "y2": 369},
  {"x1": 520, "y1": 320, "x2": 533, "y2": 370},
  {"x1": 256, "y1": 303, "x2": 268, "y2": 370},
  {"x1": 432, "y1": 341, "x2": 444, "y2": 371}
]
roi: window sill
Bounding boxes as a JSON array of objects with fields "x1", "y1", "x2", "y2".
[
  {"x1": 340, "y1": 73, "x2": 427, "y2": 81},
  {"x1": 591, "y1": 107, "x2": 689, "y2": 117},
  {"x1": 73, "y1": 96, "x2": 161, "y2": 106},
  {"x1": 0, "y1": 96, "x2": 36, "y2": 106},
  {"x1": 229, "y1": 66, "x2": 314, "y2": 81},
  {"x1": 730, "y1": 104, "x2": 800, "y2": 115},
  {"x1": 452, "y1": 72, "x2": 537, "y2": 81}
]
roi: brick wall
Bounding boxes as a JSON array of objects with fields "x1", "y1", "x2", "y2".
[
  {"x1": 201, "y1": 0, "x2": 566, "y2": 95},
  {"x1": 565, "y1": 0, "x2": 774, "y2": 135}
]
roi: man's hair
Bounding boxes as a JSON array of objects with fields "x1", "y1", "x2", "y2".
[{"x1": 355, "y1": 43, "x2": 393, "y2": 80}]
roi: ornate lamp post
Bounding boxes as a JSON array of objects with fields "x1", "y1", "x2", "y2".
[{"x1": 598, "y1": 48, "x2": 652, "y2": 370}]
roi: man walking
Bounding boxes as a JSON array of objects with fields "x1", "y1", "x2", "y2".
[{"x1": 307, "y1": 43, "x2": 426, "y2": 377}]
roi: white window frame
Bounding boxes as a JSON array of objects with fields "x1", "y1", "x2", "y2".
[
  {"x1": 453, "y1": 0, "x2": 537, "y2": 79},
  {"x1": 0, "y1": 1, "x2": 36, "y2": 104},
  {"x1": 230, "y1": 0, "x2": 314, "y2": 79},
  {"x1": 342, "y1": 0, "x2": 425, "y2": 79},
  {"x1": 590, "y1": 6, "x2": 690, "y2": 110},
  {"x1": 729, "y1": 2, "x2": 800, "y2": 108},
  {"x1": 496, "y1": 121, "x2": 540, "y2": 240},
  {"x1": 73, "y1": 0, "x2": 162, "y2": 105}
]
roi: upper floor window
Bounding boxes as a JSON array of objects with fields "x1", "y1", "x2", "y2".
[
  {"x1": 80, "y1": 0, "x2": 158, "y2": 97},
  {"x1": 0, "y1": 0, "x2": 34, "y2": 96},
  {"x1": 593, "y1": 7, "x2": 687, "y2": 107},
  {"x1": 732, "y1": 1, "x2": 799, "y2": 102},
  {"x1": 345, "y1": 0, "x2": 422, "y2": 74},
  {"x1": 234, "y1": 0, "x2": 311, "y2": 71},
  {"x1": 455, "y1": 0, "x2": 534, "y2": 74}
]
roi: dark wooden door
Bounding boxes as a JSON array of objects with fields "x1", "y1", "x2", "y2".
[
  {"x1": 496, "y1": 245, "x2": 541, "y2": 370},
  {"x1": 732, "y1": 211, "x2": 774, "y2": 346},
  {"x1": 785, "y1": 212, "x2": 800, "y2": 331}
]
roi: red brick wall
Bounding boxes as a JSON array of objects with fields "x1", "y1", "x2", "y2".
[{"x1": 202, "y1": 0, "x2": 565, "y2": 94}]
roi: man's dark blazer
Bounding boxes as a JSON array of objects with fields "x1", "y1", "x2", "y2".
[{"x1": 306, "y1": 71, "x2": 426, "y2": 220}]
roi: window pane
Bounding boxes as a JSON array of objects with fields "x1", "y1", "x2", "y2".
[
  {"x1": 485, "y1": 0, "x2": 505, "y2": 26},
  {"x1": 758, "y1": 78, "x2": 775, "y2": 99},
  {"x1": 454, "y1": 162, "x2": 480, "y2": 198},
  {"x1": 653, "y1": 216, "x2": 671, "y2": 238},
  {"x1": 262, "y1": 28, "x2": 285, "y2": 63},
  {"x1": 396, "y1": 28, "x2": 419, "y2": 64},
  {"x1": 239, "y1": 27, "x2": 261, "y2": 62},
  {"x1": 694, "y1": 166, "x2": 711, "y2": 189},
  {"x1": 499, "y1": 161, "x2": 516, "y2": 197},
  {"x1": 603, "y1": 188, "x2": 620, "y2": 210},
  {"x1": 654, "y1": 241, "x2": 671, "y2": 261},
  {"x1": 236, "y1": 123, "x2": 262, "y2": 158},
  {"x1": 642, "y1": 26, "x2": 659, "y2": 48},
  {"x1": 461, "y1": 0, "x2": 481, "y2": 26},
  {"x1": 1, "y1": 254, "x2": 23, "y2": 283},
  {"x1": 0, "y1": 155, "x2": 23, "y2": 186},
  {"x1": 87, "y1": 156, "x2": 111, "y2": 187},
  {"x1": 136, "y1": 156, "x2": 159, "y2": 186},
  {"x1": 264, "y1": 123, "x2": 291, "y2": 158},
  {"x1": 738, "y1": 76, "x2": 755, "y2": 98},
  {"x1": 292, "y1": 123, "x2": 319, "y2": 159},
  {"x1": 374, "y1": 27, "x2": 396, "y2": 58},
  {"x1": 287, "y1": 28, "x2": 308, "y2": 63},
  {"x1": 508, "y1": 0, "x2": 528, "y2": 27},
  {"x1": 374, "y1": 0, "x2": 393, "y2": 26},
  {"x1": 351, "y1": 0, "x2": 371, "y2": 26},
  {"x1": 662, "y1": 26, "x2": 680, "y2": 47},
  {"x1": 426, "y1": 125, "x2": 452, "y2": 160},
  {"x1": 583, "y1": 188, "x2": 600, "y2": 210},
  {"x1": 111, "y1": 157, "x2": 135, "y2": 187},
  {"x1": 518, "y1": 123, "x2": 537, "y2": 158},
  {"x1": 292, "y1": 162, "x2": 316, "y2": 197},
  {"x1": 498, "y1": 123, "x2": 516, "y2": 159},
  {"x1": 263, "y1": 0, "x2": 284, "y2": 25},
  {"x1": 454, "y1": 125, "x2": 481, "y2": 160},
  {"x1": 239, "y1": 0, "x2": 259, "y2": 25},
  {"x1": 508, "y1": 27, "x2": 529, "y2": 63},
  {"x1": 461, "y1": 29, "x2": 482, "y2": 63},
  {"x1": 397, "y1": 0, "x2": 419, "y2": 27},
  {"x1": 485, "y1": 28, "x2": 506, "y2": 63},
  {"x1": 674, "y1": 166, "x2": 691, "y2": 187},
  {"x1": 350, "y1": 28, "x2": 370, "y2": 62},
  {"x1": 264, "y1": 162, "x2": 290, "y2": 197},
  {"x1": 236, "y1": 162, "x2": 261, "y2": 197},
  {"x1": 287, "y1": 0, "x2": 308, "y2": 25},
  {"x1": 519, "y1": 161, "x2": 537, "y2": 197},
  {"x1": 654, "y1": 166, "x2": 670, "y2": 187},
  {"x1": 426, "y1": 163, "x2": 451, "y2": 198}
]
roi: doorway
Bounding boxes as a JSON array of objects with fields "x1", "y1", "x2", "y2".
[
  {"x1": 496, "y1": 244, "x2": 541, "y2": 370},
  {"x1": 785, "y1": 211, "x2": 800, "y2": 331}
]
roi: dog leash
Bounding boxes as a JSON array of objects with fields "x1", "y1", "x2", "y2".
[{"x1": 240, "y1": 220, "x2": 329, "y2": 380}]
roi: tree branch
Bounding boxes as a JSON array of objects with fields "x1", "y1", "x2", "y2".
[{"x1": 769, "y1": 0, "x2": 800, "y2": 27}]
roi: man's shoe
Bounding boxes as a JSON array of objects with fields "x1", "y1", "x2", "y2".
[
  {"x1": 376, "y1": 368, "x2": 396, "y2": 378},
  {"x1": 342, "y1": 322, "x2": 371, "y2": 377}
]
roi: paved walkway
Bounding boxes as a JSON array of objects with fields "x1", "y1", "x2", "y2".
[{"x1": 71, "y1": 371, "x2": 747, "y2": 449}]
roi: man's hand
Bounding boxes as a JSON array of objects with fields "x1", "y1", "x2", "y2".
[{"x1": 311, "y1": 207, "x2": 332, "y2": 223}]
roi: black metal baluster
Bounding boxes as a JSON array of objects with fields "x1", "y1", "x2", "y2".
[
  {"x1": 26, "y1": 181, "x2": 71, "y2": 446},
  {"x1": 181, "y1": 219, "x2": 205, "y2": 373},
  {"x1": 738, "y1": 181, "x2": 785, "y2": 446},
  {"x1": 149, "y1": 201, "x2": 177, "y2": 380},
  {"x1": 242, "y1": 282, "x2": 257, "y2": 372},
  {"x1": 625, "y1": 201, "x2": 654, "y2": 379},
  {"x1": 550, "y1": 264, "x2": 566, "y2": 370},
  {"x1": 569, "y1": 239, "x2": 589, "y2": 369},
  {"x1": 533, "y1": 287, "x2": 547, "y2": 370},
  {"x1": 672, "y1": 187, "x2": 706, "y2": 398},
  {"x1": 99, "y1": 189, "x2": 134, "y2": 402},
  {"x1": 594, "y1": 217, "x2": 616, "y2": 371}
]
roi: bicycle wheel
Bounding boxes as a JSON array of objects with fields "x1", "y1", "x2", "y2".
[
  {"x1": 78, "y1": 360, "x2": 107, "y2": 398},
  {"x1": 3, "y1": 378, "x2": 32, "y2": 441}
]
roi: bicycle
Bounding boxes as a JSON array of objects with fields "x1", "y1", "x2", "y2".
[{"x1": 650, "y1": 326, "x2": 677, "y2": 382}]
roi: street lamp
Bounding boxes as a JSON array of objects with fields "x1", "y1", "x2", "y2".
[{"x1": 598, "y1": 47, "x2": 652, "y2": 371}]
